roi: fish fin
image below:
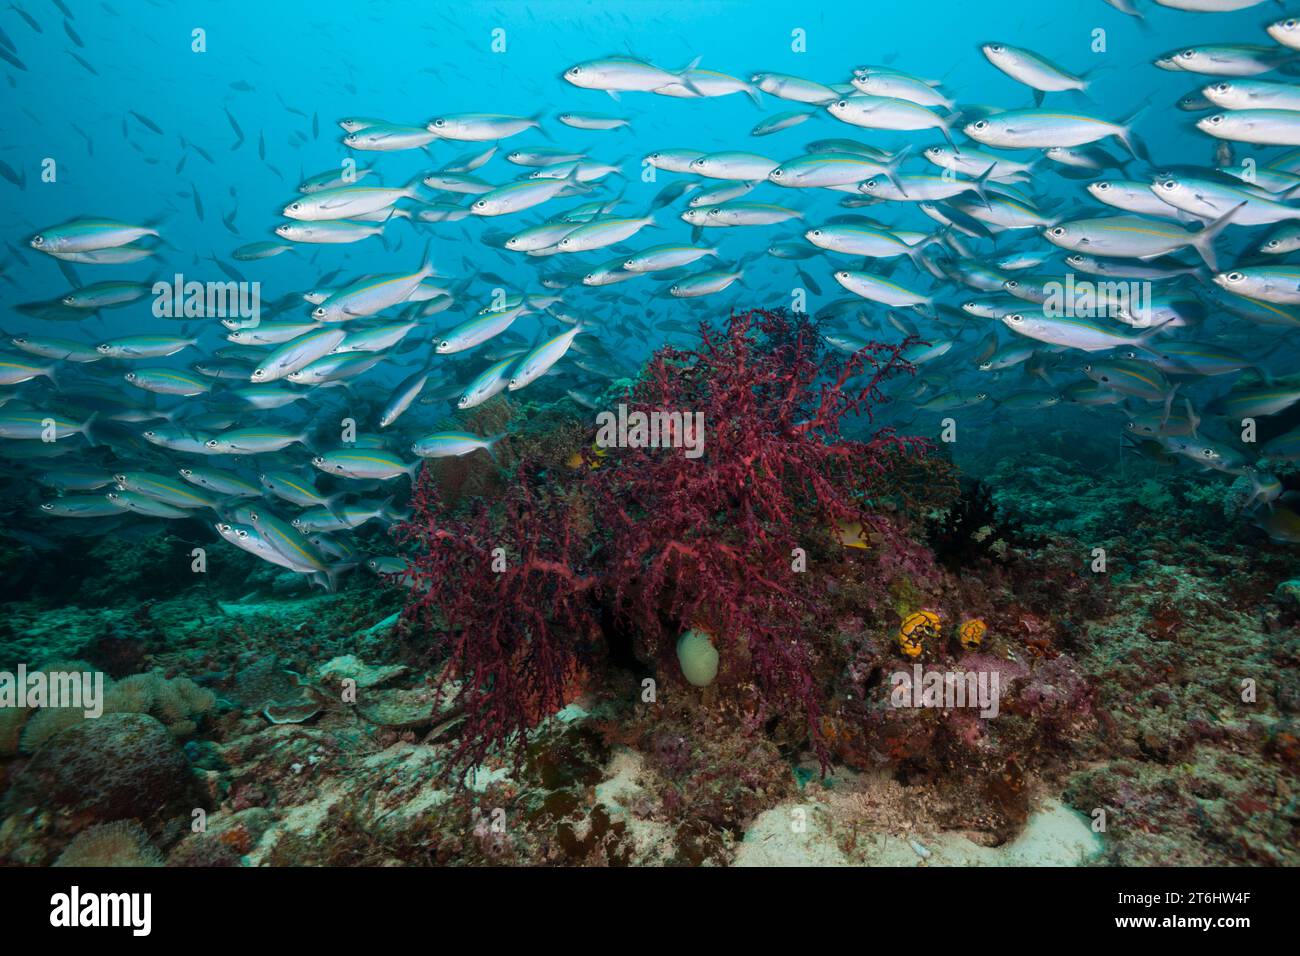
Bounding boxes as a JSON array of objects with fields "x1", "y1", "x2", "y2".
[
  {"x1": 80, "y1": 411, "x2": 98, "y2": 448},
  {"x1": 1032, "y1": 89, "x2": 1044, "y2": 108}
]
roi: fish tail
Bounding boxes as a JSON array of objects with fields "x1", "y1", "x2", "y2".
[
  {"x1": 1190, "y1": 201, "x2": 1246, "y2": 271},
  {"x1": 529, "y1": 110, "x2": 554, "y2": 142},
  {"x1": 880, "y1": 143, "x2": 912, "y2": 196},
  {"x1": 484, "y1": 432, "x2": 508, "y2": 462},
  {"x1": 1116, "y1": 105, "x2": 1150, "y2": 162},
  {"x1": 321, "y1": 561, "x2": 357, "y2": 593},
  {"x1": 674, "y1": 55, "x2": 704, "y2": 96},
  {"x1": 79, "y1": 411, "x2": 98, "y2": 448}
]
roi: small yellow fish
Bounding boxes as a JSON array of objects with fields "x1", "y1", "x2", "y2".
[
  {"x1": 834, "y1": 518, "x2": 871, "y2": 550},
  {"x1": 566, "y1": 444, "x2": 608, "y2": 470}
]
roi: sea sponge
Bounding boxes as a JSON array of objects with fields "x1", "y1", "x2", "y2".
[
  {"x1": 676, "y1": 628, "x2": 720, "y2": 687},
  {"x1": 54, "y1": 821, "x2": 164, "y2": 867}
]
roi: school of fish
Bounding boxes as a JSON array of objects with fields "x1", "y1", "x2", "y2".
[{"x1": 5, "y1": 0, "x2": 1300, "y2": 590}]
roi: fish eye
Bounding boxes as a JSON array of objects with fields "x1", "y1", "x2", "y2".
[
  {"x1": 289, "y1": 202, "x2": 300, "y2": 211},
  {"x1": 811, "y1": 229, "x2": 822, "y2": 237},
  {"x1": 1226, "y1": 271, "x2": 1244, "y2": 282},
  {"x1": 32, "y1": 235, "x2": 43, "y2": 245},
  {"x1": 1267, "y1": 239, "x2": 1281, "y2": 249},
  {"x1": 1006, "y1": 279, "x2": 1020, "y2": 288},
  {"x1": 772, "y1": 169, "x2": 783, "y2": 178},
  {"x1": 1049, "y1": 227, "x2": 1065, "y2": 237},
  {"x1": 1207, "y1": 114, "x2": 1224, "y2": 125},
  {"x1": 836, "y1": 100, "x2": 848, "y2": 109},
  {"x1": 1160, "y1": 179, "x2": 1177, "y2": 190},
  {"x1": 1213, "y1": 83, "x2": 1230, "y2": 93},
  {"x1": 439, "y1": 340, "x2": 449, "y2": 349},
  {"x1": 1095, "y1": 181, "x2": 1110, "y2": 191},
  {"x1": 1008, "y1": 313, "x2": 1023, "y2": 323},
  {"x1": 1287, "y1": 19, "x2": 1300, "y2": 29},
  {"x1": 973, "y1": 120, "x2": 987, "y2": 131},
  {"x1": 433, "y1": 118, "x2": 446, "y2": 127},
  {"x1": 1180, "y1": 49, "x2": 1195, "y2": 58},
  {"x1": 670, "y1": 286, "x2": 679, "y2": 293},
  {"x1": 989, "y1": 44, "x2": 1003, "y2": 53},
  {"x1": 1202, "y1": 448, "x2": 1215, "y2": 458},
  {"x1": 473, "y1": 200, "x2": 486, "y2": 209},
  {"x1": 205, "y1": 438, "x2": 219, "y2": 447}
]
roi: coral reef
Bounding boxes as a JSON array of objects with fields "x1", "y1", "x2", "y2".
[{"x1": 0, "y1": 312, "x2": 1294, "y2": 869}]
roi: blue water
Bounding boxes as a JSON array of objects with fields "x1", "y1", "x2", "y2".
[{"x1": 1, "y1": 0, "x2": 1297, "y2": 547}]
